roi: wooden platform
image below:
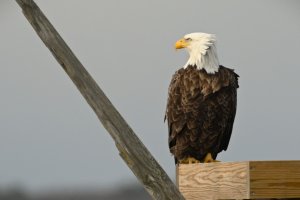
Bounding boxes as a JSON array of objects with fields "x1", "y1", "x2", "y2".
[{"x1": 176, "y1": 160, "x2": 300, "y2": 200}]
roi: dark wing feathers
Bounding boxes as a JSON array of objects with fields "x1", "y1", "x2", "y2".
[
  {"x1": 165, "y1": 65, "x2": 238, "y2": 162},
  {"x1": 220, "y1": 70, "x2": 239, "y2": 150},
  {"x1": 165, "y1": 69, "x2": 186, "y2": 147}
]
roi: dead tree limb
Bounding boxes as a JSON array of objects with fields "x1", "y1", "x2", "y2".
[{"x1": 15, "y1": 0, "x2": 184, "y2": 199}]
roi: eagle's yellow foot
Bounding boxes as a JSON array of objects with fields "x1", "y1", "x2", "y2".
[
  {"x1": 203, "y1": 153, "x2": 220, "y2": 163},
  {"x1": 179, "y1": 157, "x2": 200, "y2": 164}
]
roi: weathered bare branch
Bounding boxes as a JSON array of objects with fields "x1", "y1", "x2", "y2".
[{"x1": 15, "y1": 0, "x2": 184, "y2": 199}]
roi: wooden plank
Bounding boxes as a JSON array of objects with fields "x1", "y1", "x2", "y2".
[
  {"x1": 178, "y1": 161, "x2": 300, "y2": 199},
  {"x1": 250, "y1": 160, "x2": 300, "y2": 199},
  {"x1": 15, "y1": 1, "x2": 185, "y2": 199},
  {"x1": 177, "y1": 162, "x2": 250, "y2": 200}
]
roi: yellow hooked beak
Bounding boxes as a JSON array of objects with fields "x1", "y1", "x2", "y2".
[{"x1": 175, "y1": 38, "x2": 188, "y2": 49}]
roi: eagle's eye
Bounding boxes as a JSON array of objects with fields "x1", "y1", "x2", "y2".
[{"x1": 185, "y1": 38, "x2": 192, "y2": 41}]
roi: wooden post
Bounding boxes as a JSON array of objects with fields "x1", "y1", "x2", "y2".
[
  {"x1": 177, "y1": 160, "x2": 300, "y2": 199},
  {"x1": 15, "y1": 1, "x2": 184, "y2": 199}
]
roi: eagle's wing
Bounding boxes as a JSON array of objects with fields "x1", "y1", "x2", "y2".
[
  {"x1": 220, "y1": 86, "x2": 237, "y2": 151},
  {"x1": 219, "y1": 71, "x2": 239, "y2": 151},
  {"x1": 202, "y1": 69, "x2": 239, "y2": 157},
  {"x1": 202, "y1": 86, "x2": 237, "y2": 157},
  {"x1": 165, "y1": 68, "x2": 206, "y2": 162},
  {"x1": 165, "y1": 69, "x2": 186, "y2": 152}
]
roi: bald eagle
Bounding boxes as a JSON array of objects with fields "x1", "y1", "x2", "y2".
[{"x1": 165, "y1": 33, "x2": 239, "y2": 164}]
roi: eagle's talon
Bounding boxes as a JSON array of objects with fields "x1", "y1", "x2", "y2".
[
  {"x1": 179, "y1": 157, "x2": 200, "y2": 164},
  {"x1": 203, "y1": 153, "x2": 219, "y2": 163}
]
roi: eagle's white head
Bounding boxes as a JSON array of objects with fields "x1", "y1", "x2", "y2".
[{"x1": 175, "y1": 32, "x2": 219, "y2": 74}]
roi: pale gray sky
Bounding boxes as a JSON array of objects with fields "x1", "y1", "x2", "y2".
[{"x1": 0, "y1": 0, "x2": 300, "y2": 192}]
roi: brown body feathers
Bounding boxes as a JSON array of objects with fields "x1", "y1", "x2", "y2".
[{"x1": 165, "y1": 65, "x2": 239, "y2": 164}]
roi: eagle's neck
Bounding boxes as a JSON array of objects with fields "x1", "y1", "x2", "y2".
[{"x1": 183, "y1": 44, "x2": 220, "y2": 74}]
